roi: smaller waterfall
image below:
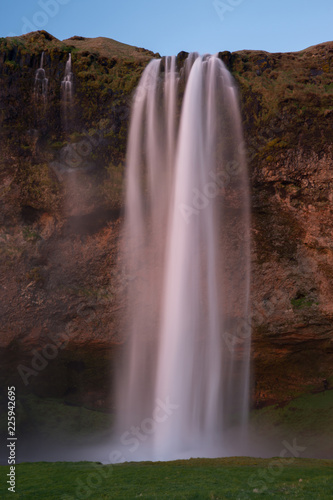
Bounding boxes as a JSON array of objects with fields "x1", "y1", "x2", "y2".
[
  {"x1": 61, "y1": 53, "x2": 74, "y2": 131},
  {"x1": 34, "y1": 52, "x2": 48, "y2": 102}
]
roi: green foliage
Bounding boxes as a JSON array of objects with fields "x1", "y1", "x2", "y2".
[
  {"x1": 99, "y1": 164, "x2": 124, "y2": 208},
  {"x1": 0, "y1": 30, "x2": 153, "y2": 176},
  {"x1": 250, "y1": 390, "x2": 333, "y2": 459},
  {"x1": 22, "y1": 227, "x2": 41, "y2": 242},
  {"x1": 25, "y1": 267, "x2": 43, "y2": 283},
  {"x1": 291, "y1": 295, "x2": 318, "y2": 309},
  {"x1": 70, "y1": 285, "x2": 114, "y2": 300},
  {"x1": 231, "y1": 43, "x2": 333, "y2": 156},
  {"x1": 49, "y1": 141, "x2": 66, "y2": 151},
  {"x1": 0, "y1": 458, "x2": 333, "y2": 499},
  {"x1": 4, "y1": 60, "x2": 19, "y2": 70},
  {"x1": 324, "y1": 82, "x2": 333, "y2": 92},
  {"x1": 14, "y1": 162, "x2": 60, "y2": 211},
  {"x1": 0, "y1": 394, "x2": 110, "y2": 440}
]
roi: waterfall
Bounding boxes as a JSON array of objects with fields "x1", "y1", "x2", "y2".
[
  {"x1": 34, "y1": 52, "x2": 48, "y2": 102},
  {"x1": 61, "y1": 53, "x2": 74, "y2": 131},
  {"x1": 113, "y1": 53, "x2": 251, "y2": 462}
]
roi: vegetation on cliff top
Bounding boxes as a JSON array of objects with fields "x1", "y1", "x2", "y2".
[
  {"x1": 227, "y1": 42, "x2": 333, "y2": 160},
  {"x1": 1, "y1": 31, "x2": 332, "y2": 213},
  {"x1": 0, "y1": 30, "x2": 158, "y2": 215}
]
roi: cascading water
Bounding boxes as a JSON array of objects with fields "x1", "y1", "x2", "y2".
[
  {"x1": 113, "y1": 53, "x2": 251, "y2": 462},
  {"x1": 61, "y1": 53, "x2": 74, "y2": 131},
  {"x1": 34, "y1": 52, "x2": 48, "y2": 102}
]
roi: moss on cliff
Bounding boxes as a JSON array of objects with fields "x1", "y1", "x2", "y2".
[
  {"x1": 14, "y1": 160, "x2": 60, "y2": 212},
  {"x1": 0, "y1": 31, "x2": 155, "y2": 202},
  {"x1": 226, "y1": 43, "x2": 333, "y2": 161}
]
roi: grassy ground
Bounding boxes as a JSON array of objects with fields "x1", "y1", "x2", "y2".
[
  {"x1": 0, "y1": 457, "x2": 333, "y2": 499},
  {"x1": 0, "y1": 391, "x2": 332, "y2": 498},
  {"x1": 249, "y1": 389, "x2": 333, "y2": 458},
  {"x1": 0, "y1": 393, "x2": 111, "y2": 448},
  {"x1": 62, "y1": 35, "x2": 158, "y2": 60}
]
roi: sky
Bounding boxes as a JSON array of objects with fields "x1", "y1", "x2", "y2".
[{"x1": 0, "y1": 0, "x2": 332, "y2": 56}]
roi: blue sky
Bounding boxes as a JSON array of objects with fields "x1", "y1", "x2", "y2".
[{"x1": 1, "y1": 0, "x2": 332, "y2": 55}]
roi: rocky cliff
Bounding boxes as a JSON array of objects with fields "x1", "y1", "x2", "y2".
[{"x1": 0, "y1": 31, "x2": 333, "y2": 416}]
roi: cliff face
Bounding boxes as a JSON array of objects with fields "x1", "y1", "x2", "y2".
[
  {"x1": 251, "y1": 147, "x2": 333, "y2": 404},
  {"x1": 0, "y1": 31, "x2": 333, "y2": 411},
  {"x1": 224, "y1": 43, "x2": 333, "y2": 403}
]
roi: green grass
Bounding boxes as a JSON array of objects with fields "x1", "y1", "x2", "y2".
[
  {"x1": 62, "y1": 36, "x2": 156, "y2": 61},
  {"x1": 250, "y1": 390, "x2": 333, "y2": 457},
  {"x1": 1, "y1": 458, "x2": 333, "y2": 499},
  {"x1": 290, "y1": 296, "x2": 317, "y2": 309},
  {"x1": 0, "y1": 394, "x2": 111, "y2": 442}
]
